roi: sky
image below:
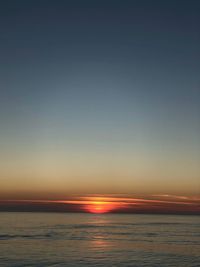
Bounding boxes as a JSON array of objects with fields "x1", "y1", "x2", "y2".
[{"x1": 0, "y1": 1, "x2": 199, "y2": 213}]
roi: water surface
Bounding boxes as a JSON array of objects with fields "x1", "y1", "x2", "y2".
[{"x1": 0, "y1": 213, "x2": 199, "y2": 266}]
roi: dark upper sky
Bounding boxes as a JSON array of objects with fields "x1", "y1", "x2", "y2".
[
  {"x1": 0, "y1": 1, "x2": 199, "y2": 198},
  {"x1": 1, "y1": 1, "x2": 199, "y2": 87}
]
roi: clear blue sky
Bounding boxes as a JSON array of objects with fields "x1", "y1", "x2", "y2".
[{"x1": 0, "y1": 0, "x2": 199, "y2": 199}]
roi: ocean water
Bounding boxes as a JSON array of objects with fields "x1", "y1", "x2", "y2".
[{"x1": 0, "y1": 213, "x2": 199, "y2": 267}]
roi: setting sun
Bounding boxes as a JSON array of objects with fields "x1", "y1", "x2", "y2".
[{"x1": 85, "y1": 201, "x2": 116, "y2": 214}]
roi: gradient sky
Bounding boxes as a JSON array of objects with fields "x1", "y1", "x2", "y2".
[{"x1": 0, "y1": 0, "x2": 199, "y2": 202}]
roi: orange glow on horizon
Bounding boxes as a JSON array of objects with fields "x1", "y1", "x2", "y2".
[
  {"x1": 56, "y1": 195, "x2": 200, "y2": 214},
  {"x1": 0, "y1": 194, "x2": 199, "y2": 214},
  {"x1": 84, "y1": 201, "x2": 116, "y2": 214},
  {"x1": 58, "y1": 197, "x2": 128, "y2": 213}
]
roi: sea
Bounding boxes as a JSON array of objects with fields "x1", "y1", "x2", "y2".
[{"x1": 0, "y1": 212, "x2": 199, "y2": 267}]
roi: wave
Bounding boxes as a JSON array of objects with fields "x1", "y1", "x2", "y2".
[{"x1": 0, "y1": 232, "x2": 57, "y2": 240}]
